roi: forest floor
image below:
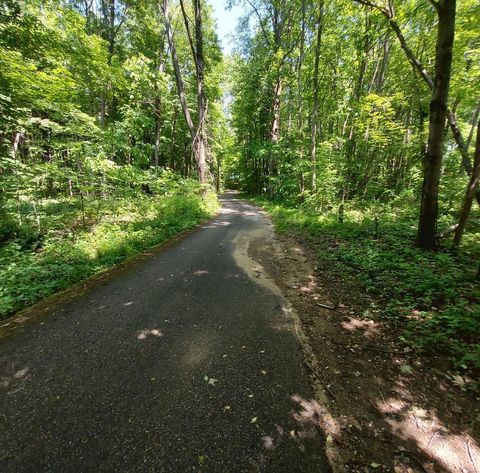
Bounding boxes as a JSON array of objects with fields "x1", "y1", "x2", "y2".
[{"x1": 249, "y1": 221, "x2": 480, "y2": 472}]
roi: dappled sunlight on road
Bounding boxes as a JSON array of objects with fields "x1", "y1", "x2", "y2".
[
  {"x1": 136, "y1": 329, "x2": 163, "y2": 340},
  {"x1": 0, "y1": 366, "x2": 31, "y2": 395},
  {"x1": 255, "y1": 393, "x2": 334, "y2": 463},
  {"x1": 180, "y1": 330, "x2": 216, "y2": 367},
  {"x1": 201, "y1": 197, "x2": 270, "y2": 233},
  {"x1": 201, "y1": 220, "x2": 232, "y2": 228}
]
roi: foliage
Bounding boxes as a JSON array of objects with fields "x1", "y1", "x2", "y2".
[
  {"x1": 0, "y1": 173, "x2": 218, "y2": 318},
  {"x1": 250, "y1": 196, "x2": 480, "y2": 371},
  {"x1": 227, "y1": 0, "x2": 480, "y2": 371},
  {"x1": 0, "y1": 0, "x2": 224, "y2": 317}
]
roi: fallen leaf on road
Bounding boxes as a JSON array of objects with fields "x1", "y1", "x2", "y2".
[
  {"x1": 250, "y1": 417, "x2": 257, "y2": 423},
  {"x1": 204, "y1": 376, "x2": 218, "y2": 386}
]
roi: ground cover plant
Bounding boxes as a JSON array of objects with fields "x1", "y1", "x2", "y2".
[{"x1": 249, "y1": 195, "x2": 480, "y2": 373}]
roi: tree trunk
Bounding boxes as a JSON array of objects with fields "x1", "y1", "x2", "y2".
[
  {"x1": 153, "y1": 52, "x2": 165, "y2": 172},
  {"x1": 417, "y1": 0, "x2": 456, "y2": 250},
  {"x1": 194, "y1": 0, "x2": 207, "y2": 184},
  {"x1": 310, "y1": 0, "x2": 324, "y2": 191},
  {"x1": 375, "y1": 32, "x2": 390, "y2": 93},
  {"x1": 163, "y1": 0, "x2": 207, "y2": 185},
  {"x1": 296, "y1": 0, "x2": 306, "y2": 194},
  {"x1": 162, "y1": 0, "x2": 196, "y2": 140},
  {"x1": 454, "y1": 120, "x2": 480, "y2": 246},
  {"x1": 154, "y1": 103, "x2": 161, "y2": 172}
]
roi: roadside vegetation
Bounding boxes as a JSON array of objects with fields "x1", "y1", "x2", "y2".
[
  {"x1": 0, "y1": 1, "x2": 224, "y2": 317},
  {"x1": 250, "y1": 195, "x2": 480, "y2": 373},
  {"x1": 0, "y1": 169, "x2": 218, "y2": 318}
]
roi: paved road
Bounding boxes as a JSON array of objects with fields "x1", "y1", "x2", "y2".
[{"x1": 0, "y1": 194, "x2": 328, "y2": 472}]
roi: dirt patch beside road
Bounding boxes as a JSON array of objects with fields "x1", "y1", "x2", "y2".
[{"x1": 249, "y1": 229, "x2": 480, "y2": 473}]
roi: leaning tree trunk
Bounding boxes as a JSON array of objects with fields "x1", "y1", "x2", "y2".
[
  {"x1": 162, "y1": 0, "x2": 195, "y2": 139},
  {"x1": 353, "y1": 0, "x2": 479, "y2": 206},
  {"x1": 162, "y1": 0, "x2": 204, "y2": 182},
  {"x1": 454, "y1": 120, "x2": 480, "y2": 246},
  {"x1": 417, "y1": 0, "x2": 456, "y2": 251},
  {"x1": 164, "y1": 0, "x2": 207, "y2": 185},
  {"x1": 194, "y1": 0, "x2": 207, "y2": 184}
]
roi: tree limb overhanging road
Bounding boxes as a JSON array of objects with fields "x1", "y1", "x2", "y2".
[{"x1": 0, "y1": 194, "x2": 329, "y2": 472}]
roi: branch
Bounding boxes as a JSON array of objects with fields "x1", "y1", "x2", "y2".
[
  {"x1": 113, "y1": 7, "x2": 129, "y2": 40},
  {"x1": 179, "y1": 0, "x2": 198, "y2": 71},
  {"x1": 467, "y1": 100, "x2": 480, "y2": 150},
  {"x1": 352, "y1": 0, "x2": 387, "y2": 13},
  {"x1": 351, "y1": 0, "x2": 434, "y2": 87},
  {"x1": 245, "y1": 0, "x2": 272, "y2": 47}
]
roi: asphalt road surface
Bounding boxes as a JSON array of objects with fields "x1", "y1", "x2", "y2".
[{"x1": 0, "y1": 193, "x2": 329, "y2": 472}]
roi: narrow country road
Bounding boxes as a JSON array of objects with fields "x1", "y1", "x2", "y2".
[{"x1": 0, "y1": 193, "x2": 328, "y2": 473}]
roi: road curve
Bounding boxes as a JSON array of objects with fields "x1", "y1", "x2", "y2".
[{"x1": 0, "y1": 193, "x2": 329, "y2": 472}]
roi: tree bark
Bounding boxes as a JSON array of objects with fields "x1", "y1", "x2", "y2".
[
  {"x1": 417, "y1": 0, "x2": 456, "y2": 250},
  {"x1": 466, "y1": 100, "x2": 480, "y2": 150},
  {"x1": 310, "y1": 1, "x2": 324, "y2": 191},
  {"x1": 153, "y1": 52, "x2": 166, "y2": 172},
  {"x1": 194, "y1": 0, "x2": 207, "y2": 184},
  {"x1": 375, "y1": 32, "x2": 390, "y2": 93},
  {"x1": 164, "y1": 0, "x2": 207, "y2": 185},
  {"x1": 296, "y1": 0, "x2": 306, "y2": 195}
]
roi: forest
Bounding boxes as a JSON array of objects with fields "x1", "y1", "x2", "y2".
[{"x1": 0, "y1": 0, "x2": 479, "y2": 374}]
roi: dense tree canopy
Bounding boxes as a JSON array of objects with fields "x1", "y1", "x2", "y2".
[
  {"x1": 0, "y1": 0, "x2": 225, "y2": 208},
  {"x1": 228, "y1": 0, "x2": 479, "y2": 249}
]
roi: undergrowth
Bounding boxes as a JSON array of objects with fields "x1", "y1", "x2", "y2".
[
  {"x1": 249, "y1": 195, "x2": 480, "y2": 373},
  {"x1": 0, "y1": 175, "x2": 218, "y2": 318}
]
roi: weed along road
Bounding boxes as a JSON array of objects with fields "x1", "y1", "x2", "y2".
[{"x1": 0, "y1": 194, "x2": 329, "y2": 473}]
